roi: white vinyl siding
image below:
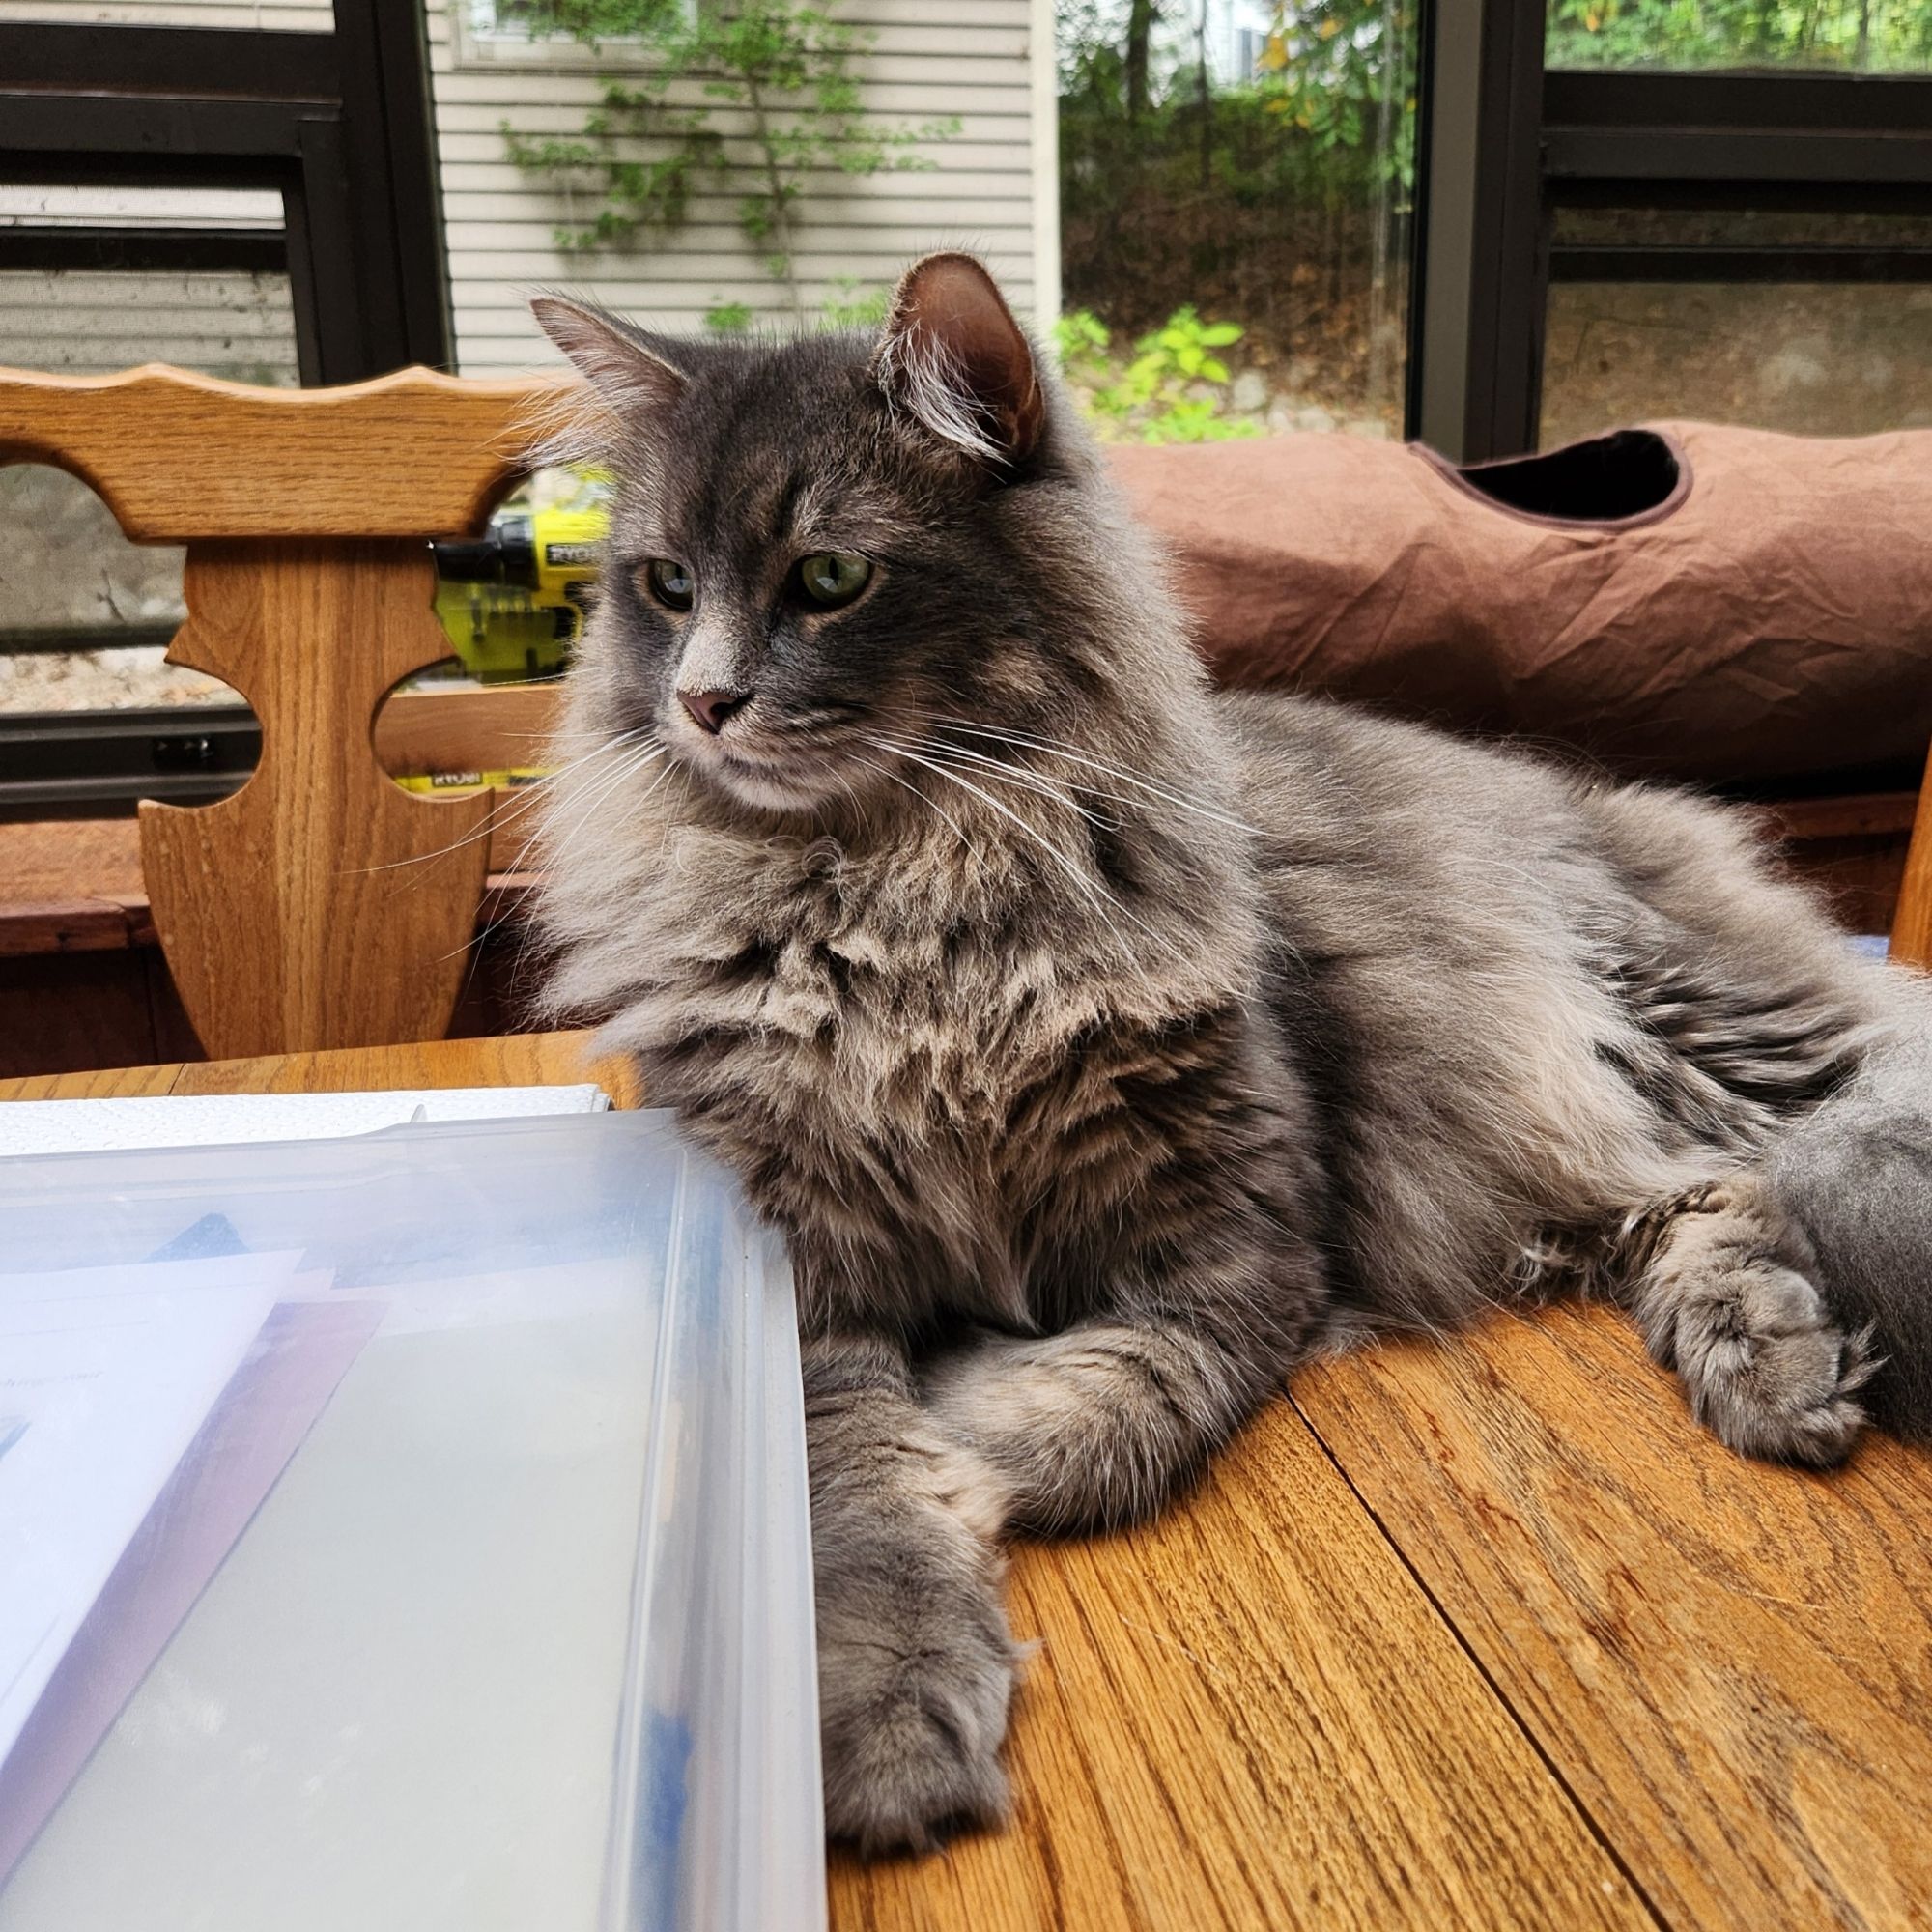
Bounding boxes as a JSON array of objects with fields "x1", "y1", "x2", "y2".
[{"x1": 424, "y1": 0, "x2": 1058, "y2": 376}]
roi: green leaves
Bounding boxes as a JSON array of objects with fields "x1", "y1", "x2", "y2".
[
  {"x1": 502, "y1": 0, "x2": 957, "y2": 311},
  {"x1": 1051, "y1": 308, "x2": 1112, "y2": 360},
  {"x1": 1054, "y1": 304, "x2": 1262, "y2": 445},
  {"x1": 819, "y1": 275, "x2": 891, "y2": 328},
  {"x1": 1548, "y1": 0, "x2": 1932, "y2": 71}
]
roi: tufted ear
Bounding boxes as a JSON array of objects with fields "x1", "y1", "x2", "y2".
[
  {"x1": 871, "y1": 253, "x2": 1044, "y2": 466},
  {"x1": 526, "y1": 294, "x2": 687, "y2": 465},
  {"x1": 530, "y1": 295, "x2": 687, "y2": 409}
]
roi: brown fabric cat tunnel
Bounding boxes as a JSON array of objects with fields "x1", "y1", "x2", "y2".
[{"x1": 1111, "y1": 422, "x2": 1932, "y2": 788}]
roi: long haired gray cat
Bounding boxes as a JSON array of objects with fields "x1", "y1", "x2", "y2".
[{"x1": 526, "y1": 254, "x2": 1932, "y2": 1856}]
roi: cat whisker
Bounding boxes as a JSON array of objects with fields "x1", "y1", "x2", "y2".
[
  {"x1": 483, "y1": 740, "x2": 663, "y2": 845},
  {"x1": 525, "y1": 755, "x2": 668, "y2": 891},
  {"x1": 853, "y1": 753, "x2": 980, "y2": 860},
  {"x1": 359, "y1": 731, "x2": 658, "y2": 879},
  {"x1": 533, "y1": 742, "x2": 668, "y2": 866},
  {"x1": 891, "y1": 737, "x2": 1198, "y2": 977},
  {"x1": 878, "y1": 738, "x2": 1107, "y2": 910},
  {"x1": 489, "y1": 748, "x2": 659, "y2": 886},
  {"x1": 437, "y1": 739, "x2": 668, "y2": 969},
  {"x1": 876, "y1": 739, "x2": 1179, "y2": 988},
  {"x1": 907, "y1": 735, "x2": 1125, "y2": 833},
  {"x1": 934, "y1": 718, "x2": 1255, "y2": 836}
]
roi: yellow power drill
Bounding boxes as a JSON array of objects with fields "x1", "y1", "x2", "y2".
[{"x1": 431, "y1": 469, "x2": 612, "y2": 684}]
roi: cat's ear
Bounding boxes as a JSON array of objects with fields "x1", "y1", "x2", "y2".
[
  {"x1": 526, "y1": 295, "x2": 686, "y2": 462},
  {"x1": 872, "y1": 253, "x2": 1044, "y2": 466},
  {"x1": 530, "y1": 295, "x2": 686, "y2": 408}
]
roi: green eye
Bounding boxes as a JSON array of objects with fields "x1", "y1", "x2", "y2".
[
  {"x1": 796, "y1": 552, "x2": 872, "y2": 608},
  {"x1": 642, "y1": 558, "x2": 695, "y2": 610}
]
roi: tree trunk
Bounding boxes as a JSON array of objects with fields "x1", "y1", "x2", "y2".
[
  {"x1": 1193, "y1": 0, "x2": 1213, "y2": 191},
  {"x1": 1126, "y1": 0, "x2": 1159, "y2": 125},
  {"x1": 1366, "y1": 0, "x2": 1400, "y2": 418}
]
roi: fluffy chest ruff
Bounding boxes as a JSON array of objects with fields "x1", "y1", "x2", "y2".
[{"x1": 548, "y1": 804, "x2": 1268, "y2": 1335}]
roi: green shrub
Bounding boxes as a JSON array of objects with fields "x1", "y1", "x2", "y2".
[{"x1": 1054, "y1": 305, "x2": 1262, "y2": 444}]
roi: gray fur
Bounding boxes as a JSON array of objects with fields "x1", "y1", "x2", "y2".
[
  {"x1": 1766, "y1": 1032, "x2": 1932, "y2": 1439},
  {"x1": 526, "y1": 262, "x2": 1932, "y2": 1857}
]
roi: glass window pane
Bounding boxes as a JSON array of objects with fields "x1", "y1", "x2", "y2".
[
  {"x1": 0, "y1": 269, "x2": 294, "y2": 718},
  {"x1": 1056, "y1": 0, "x2": 1420, "y2": 441},
  {"x1": 0, "y1": 185, "x2": 298, "y2": 384},
  {"x1": 0, "y1": 4, "x2": 333, "y2": 27},
  {"x1": 0, "y1": 269, "x2": 298, "y2": 384},
  {"x1": 1541, "y1": 280, "x2": 1932, "y2": 443},
  {"x1": 0, "y1": 185, "x2": 286, "y2": 233},
  {"x1": 1547, "y1": 0, "x2": 1932, "y2": 74},
  {"x1": 0, "y1": 465, "x2": 231, "y2": 719},
  {"x1": 0, "y1": 187, "x2": 295, "y2": 737}
]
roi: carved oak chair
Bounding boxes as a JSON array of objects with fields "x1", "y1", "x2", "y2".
[
  {"x1": 0, "y1": 362, "x2": 561, "y2": 1061},
  {"x1": 3, "y1": 360, "x2": 1931, "y2": 1065}
]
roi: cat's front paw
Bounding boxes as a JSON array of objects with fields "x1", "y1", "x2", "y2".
[{"x1": 818, "y1": 1605, "x2": 1018, "y2": 1857}]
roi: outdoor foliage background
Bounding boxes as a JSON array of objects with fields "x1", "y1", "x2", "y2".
[
  {"x1": 1547, "y1": 0, "x2": 1932, "y2": 71},
  {"x1": 495, "y1": 0, "x2": 1932, "y2": 440},
  {"x1": 1057, "y1": 0, "x2": 1931, "y2": 439},
  {"x1": 1056, "y1": 0, "x2": 1417, "y2": 439}
]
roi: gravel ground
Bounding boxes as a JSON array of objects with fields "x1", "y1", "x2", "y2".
[{"x1": 0, "y1": 645, "x2": 233, "y2": 712}]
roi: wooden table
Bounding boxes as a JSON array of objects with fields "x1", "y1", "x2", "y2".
[{"x1": 8, "y1": 1034, "x2": 1930, "y2": 1932}]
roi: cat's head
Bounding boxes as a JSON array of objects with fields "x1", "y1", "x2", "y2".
[{"x1": 529, "y1": 254, "x2": 1153, "y2": 818}]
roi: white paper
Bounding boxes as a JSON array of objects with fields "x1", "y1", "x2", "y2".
[
  {"x1": 0, "y1": 1087, "x2": 611, "y2": 1158},
  {"x1": 0, "y1": 1252, "x2": 300, "y2": 1772}
]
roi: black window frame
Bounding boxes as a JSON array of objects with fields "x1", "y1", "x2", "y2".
[
  {"x1": 0, "y1": 3, "x2": 453, "y2": 820},
  {"x1": 0, "y1": 2, "x2": 452, "y2": 386},
  {"x1": 1410, "y1": 0, "x2": 1932, "y2": 459}
]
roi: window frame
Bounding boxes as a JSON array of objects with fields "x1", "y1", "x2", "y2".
[
  {"x1": 0, "y1": 4, "x2": 454, "y2": 815},
  {"x1": 450, "y1": 0, "x2": 696, "y2": 73},
  {"x1": 0, "y1": 6, "x2": 452, "y2": 386},
  {"x1": 1410, "y1": 0, "x2": 1932, "y2": 458}
]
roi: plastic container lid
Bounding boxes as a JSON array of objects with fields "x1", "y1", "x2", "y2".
[{"x1": 0, "y1": 1111, "x2": 823, "y2": 1932}]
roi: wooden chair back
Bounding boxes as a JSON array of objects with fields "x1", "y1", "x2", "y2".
[{"x1": 0, "y1": 362, "x2": 554, "y2": 1060}]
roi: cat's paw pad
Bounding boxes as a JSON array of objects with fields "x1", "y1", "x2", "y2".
[
  {"x1": 1676, "y1": 1264, "x2": 1876, "y2": 1467},
  {"x1": 820, "y1": 1626, "x2": 1017, "y2": 1859}
]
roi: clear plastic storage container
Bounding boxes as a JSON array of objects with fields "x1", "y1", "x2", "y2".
[{"x1": 0, "y1": 1111, "x2": 823, "y2": 1932}]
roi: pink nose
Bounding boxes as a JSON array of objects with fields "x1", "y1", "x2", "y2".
[{"x1": 680, "y1": 689, "x2": 749, "y2": 734}]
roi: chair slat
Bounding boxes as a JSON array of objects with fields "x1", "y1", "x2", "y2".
[
  {"x1": 1888, "y1": 745, "x2": 1932, "y2": 969},
  {"x1": 0, "y1": 362, "x2": 563, "y2": 540},
  {"x1": 138, "y1": 540, "x2": 497, "y2": 1057}
]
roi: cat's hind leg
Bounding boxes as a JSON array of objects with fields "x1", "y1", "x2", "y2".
[
  {"x1": 1624, "y1": 1174, "x2": 1876, "y2": 1466},
  {"x1": 1763, "y1": 1030, "x2": 1932, "y2": 1443}
]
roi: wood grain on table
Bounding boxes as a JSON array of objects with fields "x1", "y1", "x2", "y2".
[
  {"x1": 1294, "y1": 1308, "x2": 1932, "y2": 1932},
  {"x1": 832, "y1": 1402, "x2": 1646, "y2": 1932},
  {"x1": 6, "y1": 1034, "x2": 1928, "y2": 1931},
  {"x1": 0, "y1": 1032, "x2": 637, "y2": 1109}
]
